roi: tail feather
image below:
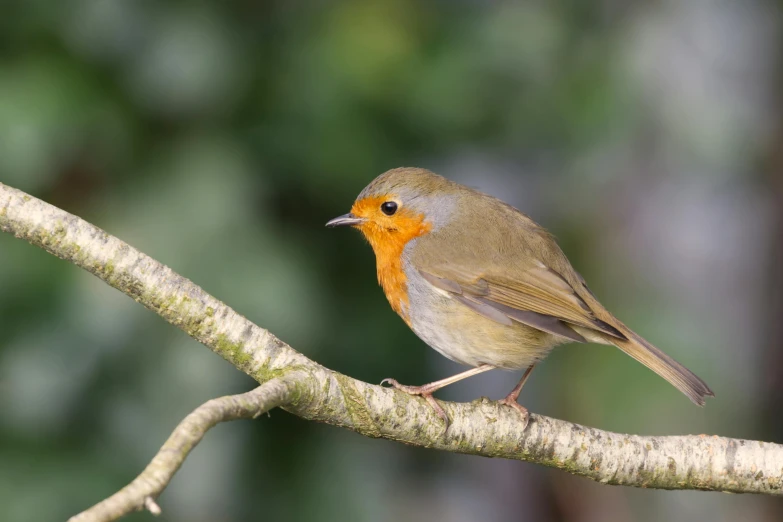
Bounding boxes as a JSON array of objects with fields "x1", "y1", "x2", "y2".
[{"x1": 609, "y1": 330, "x2": 714, "y2": 406}]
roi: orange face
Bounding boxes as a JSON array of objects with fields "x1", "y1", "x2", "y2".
[{"x1": 349, "y1": 195, "x2": 432, "y2": 322}]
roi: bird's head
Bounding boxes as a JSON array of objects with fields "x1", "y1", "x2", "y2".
[{"x1": 326, "y1": 168, "x2": 457, "y2": 255}]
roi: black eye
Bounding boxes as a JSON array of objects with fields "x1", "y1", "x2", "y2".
[{"x1": 381, "y1": 201, "x2": 398, "y2": 216}]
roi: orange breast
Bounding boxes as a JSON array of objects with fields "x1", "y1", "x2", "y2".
[{"x1": 352, "y1": 198, "x2": 432, "y2": 324}]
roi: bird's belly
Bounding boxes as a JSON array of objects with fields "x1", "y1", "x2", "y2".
[{"x1": 406, "y1": 270, "x2": 560, "y2": 370}]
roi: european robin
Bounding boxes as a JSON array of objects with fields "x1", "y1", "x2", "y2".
[{"x1": 327, "y1": 168, "x2": 713, "y2": 427}]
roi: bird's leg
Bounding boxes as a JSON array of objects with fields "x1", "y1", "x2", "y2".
[
  {"x1": 497, "y1": 363, "x2": 537, "y2": 427},
  {"x1": 382, "y1": 364, "x2": 495, "y2": 426}
]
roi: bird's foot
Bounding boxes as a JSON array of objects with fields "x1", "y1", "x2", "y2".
[
  {"x1": 497, "y1": 396, "x2": 530, "y2": 430},
  {"x1": 381, "y1": 378, "x2": 450, "y2": 428}
]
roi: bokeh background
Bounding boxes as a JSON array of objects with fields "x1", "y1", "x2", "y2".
[{"x1": 1, "y1": 1, "x2": 782, "y2": 521}]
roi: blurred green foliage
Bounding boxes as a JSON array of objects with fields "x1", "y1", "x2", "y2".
[{"x1": 1, "y1": 1, "x2": 781, "y2": 521}]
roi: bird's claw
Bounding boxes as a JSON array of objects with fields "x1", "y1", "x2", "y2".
[
  {"x1": 497, "y1": 397, "x2": 530, "y2": 430},
  {"x1": 381, "y1": 378, "x2": 428, "y2": 395},
  {"x1": 380, "y1": 377, "x2": 450, "y2": 429}
]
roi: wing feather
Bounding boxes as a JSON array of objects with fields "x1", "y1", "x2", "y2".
[{"x1": 419, "y1": 266, "x2": 626, "y2": 341}]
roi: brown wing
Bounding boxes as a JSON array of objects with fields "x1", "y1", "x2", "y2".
[{"x1": 419, "y1": 263, "x2": 626, "y2": 343}]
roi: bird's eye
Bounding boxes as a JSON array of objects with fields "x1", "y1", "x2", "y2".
[{"x1": 380, "y1": 201, "x2": 398, "y2": 216}]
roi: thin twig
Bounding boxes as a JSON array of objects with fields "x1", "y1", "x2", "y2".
[
  {"x1": 68, "y1": 379, "x2": 299, "y2": 522},
  {"x1": 143, "y1": 498, "x2": 161, "y2": 516}
]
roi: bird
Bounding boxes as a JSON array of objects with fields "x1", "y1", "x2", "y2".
[{"x1": 326, "y1": 167, "x2": 713, "y2": 428}]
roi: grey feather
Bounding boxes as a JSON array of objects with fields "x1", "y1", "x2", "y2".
[
  {"x1": 453, "y1": 295, "x2": 514, "y2": 326},
  {"x1": 473, "y1": 298, "x2": 587, "y2": 343}
]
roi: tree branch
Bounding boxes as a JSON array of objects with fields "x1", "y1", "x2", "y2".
[
  {"x1": 67, "y1": 379, "x2": 300, "y2": 522},
  {"x1": 1, "y1": 181, "x2": 781, "y2": 519}
]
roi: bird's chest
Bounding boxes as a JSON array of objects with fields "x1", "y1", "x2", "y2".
[
  {"x1": 365, "y1": 223, "x2": 433, "y2": 325},
  {"x1": 377, "y1": 255, "x2": 410, "y2": 323}
]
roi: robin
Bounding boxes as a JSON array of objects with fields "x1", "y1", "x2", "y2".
[{"x1": 327, "y1": 168, "x2": 713, "y2": 427}]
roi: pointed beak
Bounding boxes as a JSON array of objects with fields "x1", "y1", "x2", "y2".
[{"x1": 325, "y1": 213, "x2": 366, "y2": 228}]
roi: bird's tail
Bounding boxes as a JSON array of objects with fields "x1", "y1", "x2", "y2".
[{"x1": 603, "y1": 327, "x2": 714, "y2": 406}]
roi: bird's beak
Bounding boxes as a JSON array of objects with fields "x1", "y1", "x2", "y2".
[{"x1": 326, "y1": 213, "x2": 366, "y2": 228}]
